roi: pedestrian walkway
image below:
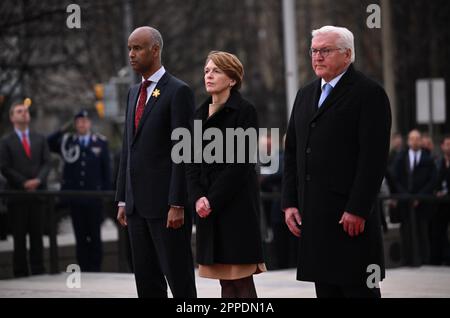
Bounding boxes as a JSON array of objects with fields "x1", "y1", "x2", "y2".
[{"x1": 1, "y1": 266, "x2": 449, "y2": 298}]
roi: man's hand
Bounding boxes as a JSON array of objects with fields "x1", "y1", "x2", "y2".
[
  {"x1": 195, "y1": 197, "x2": 212, "y2": 218},
  {"x1": 284, "y1": 207, "x2": 302, "y2": 237},
  {"x1": 23, "y1": 178, "x2": 41, "y2": 191},
  {"x1": 117, "y1": 206, "x2": 127, "y2": 227},
  {"x1": 167, "y1": 207, "x2": 184, "y2": 229},
  {"x1": 339, "y1": 212, "x2": 365, "y2": 237}
]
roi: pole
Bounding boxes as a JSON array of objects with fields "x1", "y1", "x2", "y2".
[
  {"x1": 282, "y1": 0, "x2": 299, "y2": 121},
  {"x1": 381, "y1": 0, "x2": 398, "y2": 135}
]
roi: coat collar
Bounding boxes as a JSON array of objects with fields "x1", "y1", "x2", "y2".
[
  {"x1": 310, "y1": 64, "x2": 357, "y2": 122},
  {"x1": 194, "y1": 89, "x2": 242, "y2": 120}
]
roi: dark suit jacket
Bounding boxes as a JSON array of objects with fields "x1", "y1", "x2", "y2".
[
  {"x1": 0, "y1": 131, "x2": 51, "y2": 191},
  {"x1": 391, "y1": 149, "x2": 437, "y2": 195},
  {"x1": 185, "y1": 90, "x2": 264, "y2": 265},
  {"x1": 281, "y1": 64, "x2": 391, "y2": 285},
  {"x1": 115, "y1": 72, "x2": 195, "y2": 218}
]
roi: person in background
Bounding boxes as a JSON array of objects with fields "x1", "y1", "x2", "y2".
[
  {"x1": 430, "y1": 135, "x2": 450, "y2": 265},
  {"x1": 421, "y1": 133, "x2": 439, "y2": 163},
  {"x1": 388, "y1": 133, "x2": 404, "y2": 168},
  {"x1": 261, "y1": 134, "x2": 298, "y2": 269},
  {"x1": 0, "y1": 102, "x2": 51, "y2": 277},
  {"x1": 0, "y1": 172, "x2": 8, "y2": 241},
  {"x1": 48, "y1": 109, "x2": 111, "y2": 272},
  {"x1": 391, "y1": 129, "x2": 437, "y2": 265}
]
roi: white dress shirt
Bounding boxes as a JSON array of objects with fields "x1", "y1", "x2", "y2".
[
  {"x1": 320, "y1": 68, "x2": 348, "y2": 90},
  {"x1": 138, "y1": 66, "x2": 166, "y2": 106},
  {"x1": 408, "y1": 149, "x2": 422, "y2": 171}
]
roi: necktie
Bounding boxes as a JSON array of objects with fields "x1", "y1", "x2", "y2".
[
  {"x1": 318, "y1": 83, "x2": 333, "y2": 108},
  {"x1": 134, "y1": 80, "x2": 152, "y2": 131},
  {"x1": 21, "y1": 132, "x2": 31, "y2": 159},
  {"x1": 413, "y1": 153, "x2": 418, "y2": 170}
]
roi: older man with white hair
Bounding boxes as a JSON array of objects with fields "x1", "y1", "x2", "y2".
[{"x1": 282, "y1": 26, "x2": 391, "y2": 298}]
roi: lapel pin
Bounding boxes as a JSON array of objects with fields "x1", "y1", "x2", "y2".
[{"x1": 152, "y1": 89, "x2": 161, "y2": 98}]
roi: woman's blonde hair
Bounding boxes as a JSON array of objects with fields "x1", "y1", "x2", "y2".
[{"x1": 206, "y1": 51, "x2": 244, "y2": 90}]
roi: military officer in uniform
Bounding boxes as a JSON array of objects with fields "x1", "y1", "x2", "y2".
[{"x1": 48, "y1": 109, "x2": 111, "y2": 272}]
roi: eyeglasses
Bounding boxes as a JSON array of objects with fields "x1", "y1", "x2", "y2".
[{"x1": 309, "y1": 47, "x2": 343, "y2": 58}]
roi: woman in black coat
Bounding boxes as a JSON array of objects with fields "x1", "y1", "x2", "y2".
[{"x1": 186, "y1": 51, "x2": 265, "y2": 298}]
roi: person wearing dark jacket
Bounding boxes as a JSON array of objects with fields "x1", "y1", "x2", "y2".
[
  {"x1": 282, "y1": 26, "x2": 391, "y2": 298},
  {"x1": 391, "y1": 129, "x2": 437, "y2": 265},
  {"x1": 115, "y1": 26, "x2": 196, "y2": 298},
  {"x1": 0, "y1": 103, "x2": 51, "y2": 277},
  {"x1": 430, "y1": 135, "x2": 450, "y2": 265},
  {"x1": 186, "y1": 51, "x2": 265, "y2": 298},
  {"x1": 48, "y1": 109, "x2": 111, "y2": 272}
]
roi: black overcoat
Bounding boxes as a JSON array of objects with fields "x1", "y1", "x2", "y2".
[
  {"x1": 186, "y1": 90, "x2": 264, "y2": 265},
  {"x1": 282, "y1": 65, "x2": 391, "y2": 285}
]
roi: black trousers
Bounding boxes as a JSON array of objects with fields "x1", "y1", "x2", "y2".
[
  {"x1": 127, "y1": 210, "x2": 197, "y2": 298},
  {"x1": 8, "y1": 199, "x2": 45, "y2": 277},
  {"x1": 400, "y1": 204, "x2": 431, "y2": 265},
  {"x1": 70, "y1": 202, "x2": 103, "y2": 272},
  {"x1": 315, "y1": 282, "x2": 381, "y2": 298}
]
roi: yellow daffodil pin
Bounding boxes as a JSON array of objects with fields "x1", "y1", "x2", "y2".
[{"x1": 152, "y1": 89, "x2": 161, "y2": 98}]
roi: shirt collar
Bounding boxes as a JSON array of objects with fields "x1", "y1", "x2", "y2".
[
  {"x1": 142, "y1": 66, "x2": 166, "y2": 84},
  {"x1": 408, "y1": 149, "x2": 422, "y2": 158},
  {"x1": 15, "y1": 128, "x2": 29, "y2": 139},
  {"x1": 321, "y1": 68, "x2": 348, "y2": 90}
]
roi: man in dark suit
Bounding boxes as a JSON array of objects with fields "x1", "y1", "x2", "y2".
[
  {"x1": 48, "y1": 109, "x2": 111, "y2": 272},
  {"x1": 0, "y1": 103, "x2": 51, "y2": 277},
  {"x1": 391, "y1": 129, "x2": 437, "y2": 265},
  {"x1": 115, "y1": 26, "x2": 196, "y2": 298},
  {"x1": 281, "y1": 26, "x2": 391, "y2": 298},
  {"x1": 430, "y1": 135, "x2": 450, "y2": 265}
]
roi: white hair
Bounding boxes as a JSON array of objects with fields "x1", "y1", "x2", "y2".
[{"x1": 312, "y1": 26, "x2": 355, "y2": 62}]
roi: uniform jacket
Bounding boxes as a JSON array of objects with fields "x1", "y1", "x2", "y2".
[{"x1": 48, "y1": 131, "x2": 111, "y2": 191}]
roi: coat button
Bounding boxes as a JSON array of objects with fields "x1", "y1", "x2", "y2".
[
  {"x1": 81, "y1": 161, "x2": 86, "y2": 166},
  {"x1": 306, "y1": 147, "x2": 311, "y2": 154},
  {"x1": 311, "y1": 122, "x2": 316, "y2": 128},
  {"x1": 306, "y1": 174, "x2": 311, "y2": 181},
  {"x1": 80, "y1": 181, "x2": 84, "y2": 186},
  {"x1": 81, "y1": 171, "x2": 85, "y2": 176}
]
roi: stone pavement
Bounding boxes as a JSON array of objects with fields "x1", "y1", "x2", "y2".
[{"x1": 1, "y1": 266, "x2": 449, "y2": 298}]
